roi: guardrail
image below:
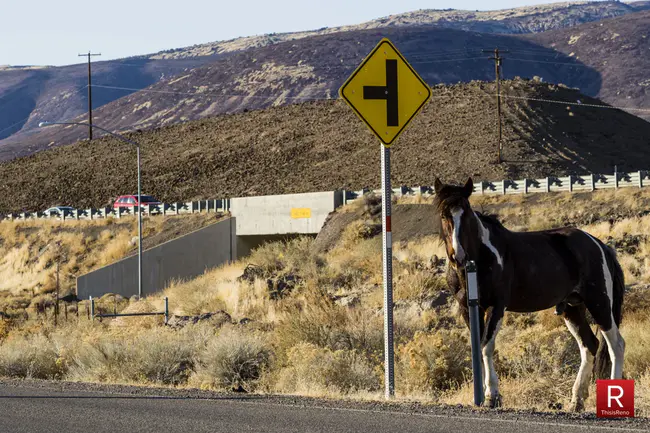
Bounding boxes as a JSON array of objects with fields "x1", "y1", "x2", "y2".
[
  {"x1": 90, "y1": 296, "x2": 170, "y2": 324},
  {"x1": 3, "y1": 199, "x2": 230, "y2": 222},
  {"x1": 341, "y1": 170, "x2": 650, "y2": 204},
  {"x1": 3, "y1": 170, "x2": 648, "y2": 222}
]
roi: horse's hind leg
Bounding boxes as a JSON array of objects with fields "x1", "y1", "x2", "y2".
[
  {"x1": 481, "y1": 305, "x2": 505, "y2": 408},
  {"x1": 585, "y1": 294, "x2": 625, "y2": 379},
  {"x1": 563, "y1": 305, "x2": 598, "y2": 412}
]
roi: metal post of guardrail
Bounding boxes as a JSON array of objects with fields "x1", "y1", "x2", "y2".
[
  {"x1": 164, "y1": 297, "x2": 169, "y2": 325},
  {"x1": 466, "y1": 260, "x2": 484, "y2": 407},
  {"x1": 90, "y1": 296, "x2": 95, "y2": 321}
]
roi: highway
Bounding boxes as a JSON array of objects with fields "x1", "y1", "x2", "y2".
[{"x1": 0, "y1": 381, "x2": 648, "y2": 433}]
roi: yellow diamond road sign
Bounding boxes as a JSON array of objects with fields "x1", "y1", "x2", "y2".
[{"x1": 339, "y1": 38, "x2": 431, "y2": 146}]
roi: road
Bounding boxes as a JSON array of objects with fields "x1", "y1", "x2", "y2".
[{"x1": 0, "y1": 381, "x2": 647, "y2": 433}]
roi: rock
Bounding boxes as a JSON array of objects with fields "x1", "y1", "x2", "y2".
[
  {"x1": 333, "y1": 294, "x2": 360, "y2": 308},
  {"x1": 267, "y1": 273, "x2": 300, "y2": 300},
  {"x1": 237, "y1": 264, "x2": 266, "y2": 283},
  {"x1": 420, "y1": 290, "x2": 451, "y2": 310},
  {"x1": 167, "y1": 310, "x2": 232, "y2": 329}
]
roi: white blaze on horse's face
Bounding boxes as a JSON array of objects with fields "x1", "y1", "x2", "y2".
[{"x1": 450, "y1": 208, "x2": 466, "y2": 265}]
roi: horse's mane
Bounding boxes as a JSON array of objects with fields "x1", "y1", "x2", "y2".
[{"x1": 474, "y1": 211, "x2": 507, "y2": 232}]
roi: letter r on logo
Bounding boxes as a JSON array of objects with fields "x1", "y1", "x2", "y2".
[{"x1": 608, "y1": 385, "x2": 624, "y2": 408}]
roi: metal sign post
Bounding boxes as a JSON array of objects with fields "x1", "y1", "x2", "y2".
[
  {"x1": 339, "y1": 37, "x2": 431, "y2": 399},
  {"x1": 381, "y1": 144, "x2": 395, "y2": 398},
  {"x1": 466, "y1": 260, "x2": 484, "y2": 406}
]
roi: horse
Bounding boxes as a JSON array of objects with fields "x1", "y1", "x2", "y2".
[{"x1": 433, "y1": 177, "x2": 625, "y2": 411}]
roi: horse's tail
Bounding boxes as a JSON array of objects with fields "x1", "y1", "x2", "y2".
[{"x1": 594, "y1": 244, "x2": 625, "y2": 379}]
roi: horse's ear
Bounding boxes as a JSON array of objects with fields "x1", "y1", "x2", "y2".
[
  {"x1": 434, "y1": 177, "x2": 443, "y2": 194},
  {"x1": 463, "y1": 177, "x2": 474, "y2": 198}
]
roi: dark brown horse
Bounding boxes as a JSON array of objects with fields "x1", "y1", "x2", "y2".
[{"x1": 433, "y1": 178, "x2": 625, "y2": 411}]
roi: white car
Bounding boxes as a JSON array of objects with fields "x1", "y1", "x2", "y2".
[{"x1": 44, "y1": 206, "x2": 76, "y2": 215}]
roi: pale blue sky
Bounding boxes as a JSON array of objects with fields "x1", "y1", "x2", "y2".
[{"x1": 2, "y1": 0, "x2": 593, "y2": 66}]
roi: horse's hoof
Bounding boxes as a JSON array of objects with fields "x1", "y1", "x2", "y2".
[
  {"x1": 486, "y1": 394, "x2": 503, "y2": 409},
  {"x1": 569, "y1": 400, "x2": 585, "y2": 412}
]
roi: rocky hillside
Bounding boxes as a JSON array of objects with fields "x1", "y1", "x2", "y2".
[
  {"x1": 2, "y1": 2, "x2": 650, "y2": 158},
  {"x1": 152, "y1": 1, "x2": 649, "y2": 59},
  {"x1": 529, "y1": 9, "x2": 650, "y2": 117},
  {"x1": 1, "y1": 79, "x2": 650, "y2": 214},
  {"x1": 0, "y1": 57, "x2": 218, "y2": 143}
]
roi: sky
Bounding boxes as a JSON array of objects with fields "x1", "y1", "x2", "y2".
[{"x1": 1, "y1": 0, "x2": 604, "y2": 66}]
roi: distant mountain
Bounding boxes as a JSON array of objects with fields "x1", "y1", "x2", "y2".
[
  {"x1": 150, "y1": 1, "x2": 650, "y2": 59},
  {"x1": 1, "y1": 1, "x2": 649, "y2": 159},
  {"x1": 0, "y1": 57, "x2": 218, "y2": 144},
  {"x1": 528, "y1": 9, "x2": 650, "y2": 117}
]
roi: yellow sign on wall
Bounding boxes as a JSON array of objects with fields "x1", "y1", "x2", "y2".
[
  {"x1": 339, "y1": 38, "x2": 431, "y2": 146},
  {"x1": 291, "y1": 208, "x2": 312, "y2": 219}
]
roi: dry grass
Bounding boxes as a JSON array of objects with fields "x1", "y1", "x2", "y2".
[{"x1": 1, "y1": 187, "x2": 650, "y2": 416}]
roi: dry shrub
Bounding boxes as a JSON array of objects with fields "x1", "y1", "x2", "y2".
[
  {"x1": 0, "y1": 333, "x2": 62, "y2": 379},
  {"x1": 248, "y1": 236, "x2": 319, "y2": 279},
  {"x1": 496, "y1": 324, "x2": 580, "y2": 378},
  {"x1": 442, "y1": 375, "x2": 574, "y2": 411},
  {"x1": 276, "y1": 289, "x2": 382, "y2": 359},
  {"x1": 274, "y1": 342, "x2": 380, "y2": 395},
  {"x1": 398, "y1": 329, "x2": 471, "y2": 394},
  {"x1": 327, "y1": 238, "x2": 383, "y2": 287},
  {"x1": 190, "y1": 326, "x2": 271, "y2": 391},
  {"x1": 394, "y1": 271, "x2": 446, "y2": 302},
  {"x1": 637, "y1": 372, "x2": 650, "y2": 417},
  {"x1": 64, "y1": 326, "x2": 199, "y2": 385},
  {"x1": 620, "y1": 318, "x2": 650, "y2": 378}
]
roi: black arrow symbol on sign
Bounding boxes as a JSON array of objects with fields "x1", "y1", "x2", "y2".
[{"x1": 363, "y1": 59, "x2": 398, "y2": 127}]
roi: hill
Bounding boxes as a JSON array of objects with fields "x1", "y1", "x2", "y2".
[
  {"x1": 0, "y1": 26, "x2": 603, "y2": 159},
  {"x1": 152, "y1": 1, "x2": 649, "y2": 59},
  {"x1": 528, "y1": 9, "x2": 650, "y2": 118},
  {"x1": 0, "y1": 57, "x2": 218, "y2": 144},
  {"x1": 1, "y1": 79, "x2": 650, "y2": 214},
  {"x1": 2, "y1": 2, "x2": 650, "y2": 158}
]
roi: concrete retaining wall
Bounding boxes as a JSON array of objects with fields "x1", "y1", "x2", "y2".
[
  {"x1": 231, "y1": 191, "x2": 343, "y2": 236},
  {"x1": 77, "y1": 218, "x2": 236, "y2": 299}
]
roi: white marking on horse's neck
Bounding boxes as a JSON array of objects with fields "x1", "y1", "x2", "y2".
[
  {"x1": 451, "y1": 208, "x2": 465, "y2": 263},
  {"x1": 473, "y1": 211, "x2": 503, "y2": 268}
]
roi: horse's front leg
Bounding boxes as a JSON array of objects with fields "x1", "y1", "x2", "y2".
[{"x1": 482, "y1": 304, "x2": 505, "y2": 408}]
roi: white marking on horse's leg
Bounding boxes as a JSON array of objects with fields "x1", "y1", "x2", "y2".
[
  {"x1": 601, "y1": 326, "x2": 626, "y2": 379},
  {"x1": 564, "y1": 318, "x2": 594, "y2": 406},
  {"x1": 473, "y1": 212, "x2": 503, "y2": 268},
  {"x1": 451, "y1": 208, "x2": 465, "y2": 263},
  {"x1": 482, "y1": 318, "x2": 502, "y2": 400}
]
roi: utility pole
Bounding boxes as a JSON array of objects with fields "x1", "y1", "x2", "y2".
[
  {"x1": 483, "y1": 48, "x2": 509, "y2": 163},
  {"x1": 78, "y1": 51, "x2": 101, "y2": 140}
]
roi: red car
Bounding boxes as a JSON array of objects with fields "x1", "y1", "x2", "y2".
[{"x1": 113, "y1": 194, "x2": 161, "y2": 209}]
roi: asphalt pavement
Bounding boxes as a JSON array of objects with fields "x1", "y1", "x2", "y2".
[{"x1": 0, "y1": 380, "x2": 647, "y2": 433}]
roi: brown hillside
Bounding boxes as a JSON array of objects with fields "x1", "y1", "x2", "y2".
[
  {"x1": 1, "y1": 79, "x2": 650, "y2": 214},
  {"x1": 528, "y1": 10, "x2": 650, "y2": 118}
]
